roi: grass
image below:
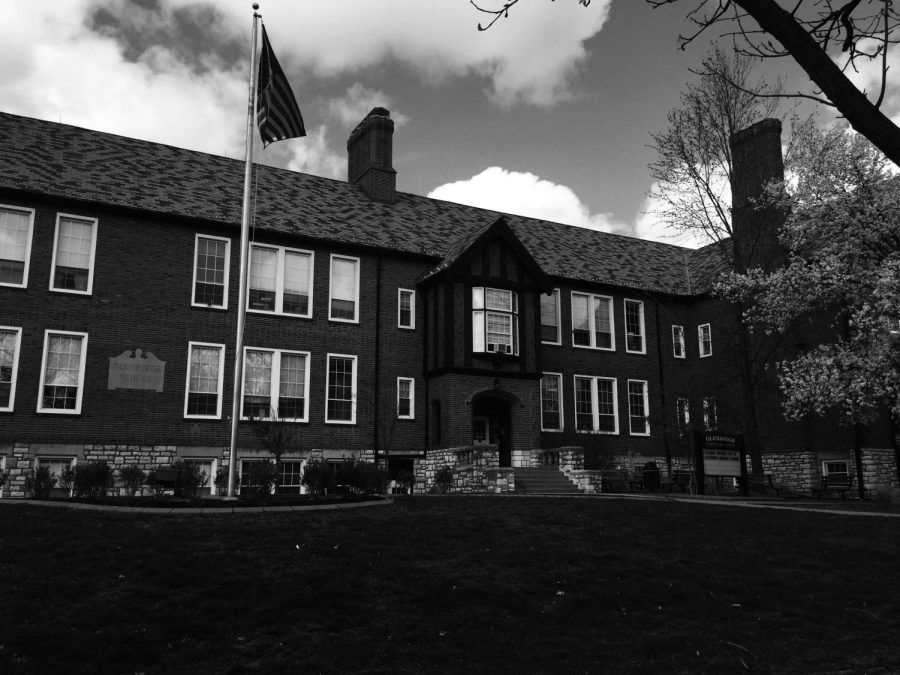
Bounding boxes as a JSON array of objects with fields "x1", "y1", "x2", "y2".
[{"x1": 1, "y1": 496, "x2": 898, "y2": 674}]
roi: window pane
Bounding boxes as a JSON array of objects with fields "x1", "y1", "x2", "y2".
[
  {"x1": 628, "y1": 381, "x2": 648, "y2": 434},
  {"x1": 327, "y1": 356, "x2": 355, "y2": 421},
  {"x1": 673, "y1": 326, "x2": 684, "y2": 357},
  {"x1": 399, "y1": 290, "x2": 413, "y2": 327},
  {"x1": 572, "y1": 295, "x2": 590, "y2": 346},
  {"x1": 279, "y1": 353, "x2": 306, "y2": 419},
  {"x1": 625, "y1": 301, "x2": 643, "y2": 351},
  {"x1": 331, "y1": 258, "x2": 357, "y2": 320},
  {"x1": 0, "y1": 208, "x2": 30, "y2": 285},
  {"x1": 195, "y1": 237, "x2": 226, "y2": 306},
  {"x1": 472, "y1": 311, "x2": 485, "y2": 352},
  {"x1": 594, "y1": 298, "x2": 612, "y2": 349},
  {"x1": 283, "y1": 251, "x2": 310, "y2": 315},
  {"x1": 398, "y1": 379, "x2": 412, "y2": 417},
  {"x1": 54, "y1": 218, "x2": 92, "y2": 291},
  {"x1": 243, "y1": 350, "x2": 272, "y2": 418},
  {"x1": 574, "y1": 377, "x2": 594, "y2": 431},
  {"x1": 485, "y1": 288, "x2": 512, "y2": 312},
  {"x1": 486, "y1": 312, "x2": 512, "y2": 352},
  {"x1": 188, "y1": 345, "x2": 220, "y2": 416},
  {"x1": 597, "y1": 379, "x2": 616, "y2": 432},
  {"x1": 42, "y1": 334, "x2": 83, "y2": 410},
  {"x1": 249, "y1": 246, "x2": 277, "y2": 311},
  {"x1": 541, "y1": 375, "x2": 561, "y2": 431},
  {"x1": 540, "y1": 291, "x2": 559, "y2": 342}
]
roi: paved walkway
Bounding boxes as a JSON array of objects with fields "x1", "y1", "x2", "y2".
[{"x1": 3, "y1": 492, "x2": 900, "y2": 517}]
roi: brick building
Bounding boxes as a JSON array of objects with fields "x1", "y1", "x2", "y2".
[{"x1": 1, "y1": 108, "x2": 897, "y2": 497}]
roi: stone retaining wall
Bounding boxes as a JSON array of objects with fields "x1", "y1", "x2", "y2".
[{"x1": 414, "y1": 445, "x2": 514, "y2": 494}]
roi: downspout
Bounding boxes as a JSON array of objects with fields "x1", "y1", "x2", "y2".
[
  {"x1": 373, "y1": 254, "x2": 382, "y2": 467},
  {"x1": 653, "y1": 297, "x2": 673, "y2": 477}
]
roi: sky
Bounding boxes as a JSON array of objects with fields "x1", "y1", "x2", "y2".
[{"x1": 3, "y1": 0, "x2": 897, "y2": 248}]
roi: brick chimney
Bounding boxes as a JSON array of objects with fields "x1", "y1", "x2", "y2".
[
  {"x1": 730, "y1": 118, "x2": 786, "y2": 272},
  {"x1": 347, "y1": 107, "x2": 396, "y2": 203}
]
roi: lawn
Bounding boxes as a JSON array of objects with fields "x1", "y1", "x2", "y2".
[{"x1": 1, "y1": 496, "x2": 898, "y2": 674}]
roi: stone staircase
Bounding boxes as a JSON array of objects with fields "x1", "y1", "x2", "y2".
[{"x1": 514, "y1": 466, "x2": 583, "y2": 495}]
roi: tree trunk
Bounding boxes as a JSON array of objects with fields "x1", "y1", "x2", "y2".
[{"x1": 736, "y1": 0, "x2": 900, "y2": 166}]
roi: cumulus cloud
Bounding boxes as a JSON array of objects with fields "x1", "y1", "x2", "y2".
[
  {"x1": 326, "y1": 83, "x2": 410, "y2": 131},
  {"x1": 837, "y1": 39, "x2": 900, "y2": 127},
  {"x1": 429, "y1": 167, "x2": 629, "y2": 235}
]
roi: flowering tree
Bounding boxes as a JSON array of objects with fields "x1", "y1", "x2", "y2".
[{"x1": 719, "y1": 119, "x2": 900, "y2": 426}]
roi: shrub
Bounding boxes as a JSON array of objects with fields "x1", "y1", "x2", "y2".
[
  {"x1": 73, "y1": 461, "x2": 114, "y2": 498},
  {"x1": 119, "y1": 465, "x2": 146, "y2": 496},
  {"x1": 394, "y1": 469, "x2": 415, "y2": 493},
  {"x1": 241, "y1": 461, "x2": 276, "y2": 499},
  {"x1": 301, "y1": 459, "x2": 333, "y2": 496},
  {"x1": 171, "y1": 461, "x2": 208, "y2": 498},
  {"x1": 215, "y1": 466, "x2": 231, "y2": 494},
  {"x1": 433, "y1": 466, "x2": 453, "y2": 494},
  {"x1": 25, "y1": 465, "x2": 57, "y2": 499}
]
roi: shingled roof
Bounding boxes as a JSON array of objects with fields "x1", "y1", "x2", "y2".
[{"x1": 0, "y1": 111, "x2": 729, "y2": 296}]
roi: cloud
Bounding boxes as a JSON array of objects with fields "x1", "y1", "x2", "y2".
[
  {"x1": 326, "y1": 83, "x2": 410, "y2": 131},
  {"x1": 429, "y1": 166, "x2": 628, "y2": 234}
]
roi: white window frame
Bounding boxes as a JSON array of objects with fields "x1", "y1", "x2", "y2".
[
  {"x1": 624, "y1": 299, "x2": 646, "y2": 354},
  {"x1": 183, "y1": 342, "x2": 225, "y2": 420},
  {"x1": 672, "y1": 325, "x2": 686, "y2": 359},
  {"x1": 37, "y1": 330, "x2": 88, "y2": 414},
  {"x1": 325, "y1": 353, "x2": 358, "y2": 424},
  {"x1": 703, "y1": 396, "x2": 718, "y2": 431},
  {"x1": 240, "y1": 347, "x2": 311, "y2": 422},
  {"x1": 398, "y1": 288, "x2": 416, "y2": 329},
  {"x1": 0, "y1": 204, "x2": 35, "y2": 288},
  {"x1": 397, "y1": 376, "x2": 415, "y2": 419},
  {"x1": 698, "y1": 323, "x2": 713, "y2": 358},
  {"x1": 191, "y1": 234, "x2": 231, "y2": 309},
  {"x1": 49, "y1": 213, "x2": 98, "y2": 295},
  {"x1": 571, "y1": 292, "x2": 615, "y2": 351},
  {"x1": 472, "y1": 287, "x2": 519, "y2": 355},
  {"x1": 676, "y1": 397, "x2": 690, "y2": 433},
  {"x1": 574, "y1": 375, "x2": 619, "y2": 435},
  {"x1": 627, "y1": 379, "x2": 650, "y2": 436},
  {"x1": 540, "y1": 372, "x2": 564, "y2": 432},
  {"x1": 540, "y1": 289, "x2": 561, "y2": 345},
  {"x1": 329, "y1": 254, "x2": 360, "y2": 323},
  {"x1": 0, "y1": 326, "x2": 23, "y2": 412},
  {"x1": 247, "y1": 243, "x2": 314, "y2": 318}
]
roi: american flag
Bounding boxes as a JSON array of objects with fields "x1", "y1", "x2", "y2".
[{"x1": 256, "y1": 25, "x2": 306, "y2": 146}]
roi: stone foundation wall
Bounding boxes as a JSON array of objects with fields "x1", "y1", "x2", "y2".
[{"x1": 413, "y1": 445, "x2": 514, "y2": 494}]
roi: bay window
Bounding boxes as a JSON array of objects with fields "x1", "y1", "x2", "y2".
[{"x1": 472, "y1": 287, "x2": 518, "y2": 355}]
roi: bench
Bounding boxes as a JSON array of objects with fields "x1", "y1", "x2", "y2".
[
  {"x1": 812, "y1": 474, "x2": 852, "y2": 500},
  {"x1": 599, "y1": 470, "x2": 633, "y2": 493},
  {"x1": 662, "y1": 470, "x2": 695, "y2": 494}
]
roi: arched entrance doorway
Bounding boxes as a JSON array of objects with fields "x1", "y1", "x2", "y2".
[{"x1": 471, "y1": 392, "x2": 513, "y2": 467}]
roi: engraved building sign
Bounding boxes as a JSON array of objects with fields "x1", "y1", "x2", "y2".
[{"x1": 108, "y1": 349, "x2": 166, "y2": 392}]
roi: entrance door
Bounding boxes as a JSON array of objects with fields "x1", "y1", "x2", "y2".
[{"x1": 473, "y1": 396, "x2": 512, "y2": 467}]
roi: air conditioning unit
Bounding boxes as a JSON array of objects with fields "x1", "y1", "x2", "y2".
[{"x1": 487, "y1": 343, "x2": 512, "y2": 354}]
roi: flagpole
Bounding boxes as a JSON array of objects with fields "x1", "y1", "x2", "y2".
[{"x1": 226, "y1": 3, "x2": 261, "y2": 498}]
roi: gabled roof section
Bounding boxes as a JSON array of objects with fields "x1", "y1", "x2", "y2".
[
  {"x1": 0, "y1": 111, "x2": 732, "y2": 296},
  {"x1": 421, "y1": 216, "x2": 551, "y2": 290}
]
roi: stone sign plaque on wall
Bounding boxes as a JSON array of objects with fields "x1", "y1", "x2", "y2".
[{"x1": 108, "y1": 349, "x2": 166, "y2": 392}]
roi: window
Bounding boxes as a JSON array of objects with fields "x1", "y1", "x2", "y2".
[
  {"x1": 278, "y1": 460, "x2": 305, "y2": 494},
  {"x1": 574, "y1": 375, "x2": 618, "y2": 434},
  {"x1": 0, "y1": 205, "x2": 34, "y2": 287},
  {"x1": 672, "y1": 325, "x2": 686, "y2": 358},
  {"x1": 37, "y1": 457, "x2": 76, "y2": 492},
  {"x1": 0, "y1": 327, "x2": 22, "y2": 411},
  {"x1": 38, "y1": 330, "x2": 88, "y2": 414},
  {"x1": 627, "y1": 379, "x2": 650, "y2": 436},
  {"x1": 241, "y1": 348, "x2": 310, "y2": 421},
  {"x1": 329, "y1": 255, "x2": 359, "y2": 322},
  {"x1": 398, "y1": 288, "x2": 415, "y2": 329},
  {"x1": 703, "y1": 397, "x2": 718, "y2": 430},
  {"x1": 326, "y1": 354, "x2": 357, "y2": 423},
  {"x1": 50, "y1": 214, "x2": 97, "y2": 294},
  {"x1": 540, "y1": 373, "x2": 563, "y2": 431},
  {"x1": 472, "y1": 287, "x2": 519, "y2": 355},
  {"x1": 249, "y1": 244, "x2": 313, "y2": 316},
  {"x1": 184, "y1": 342, "x2": 225, "y2": 419},
  {"x1": 624, "y1": 299, "x2": 646, "y2": 353},
  {"x1": 571, "y1": 293, "x2": 614, "y2": 350},
  {"x1": 397, "y1": 377, "x2": 414, "y2": 419},
  {"x1": 540, "y1": 289, "x2": 561, "y2": 344},
  {"x1": 698, "y1": 323, "x2": 713, "y2": 358},
  {"x1": 822, "y1": 460, "x2": 849, "y2": 477},
  {"x1": 192, "y1": 235, "x2": 230, "y2": 308},
  {"x1": 676, "y1": 397, "x2": 690, "y2": 433}
]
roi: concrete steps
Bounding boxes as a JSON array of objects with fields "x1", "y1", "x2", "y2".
[{"x1": 515, "y1": 467, "x2": 582, "y2": 495}]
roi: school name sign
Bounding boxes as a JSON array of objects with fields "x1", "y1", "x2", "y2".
[
  {"x1": 107, "y1": 349, "x2": 166, "y2": 392},
  {"x1": 702, "y1": 434, "x2": 741, "y2": 476}
]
